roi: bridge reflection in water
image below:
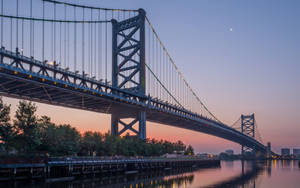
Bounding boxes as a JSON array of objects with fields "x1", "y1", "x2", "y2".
[{"x1": 1, "y1": 161, "x2": 268, "y2": 188}]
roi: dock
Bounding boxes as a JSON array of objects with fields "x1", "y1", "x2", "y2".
[{"x1": 0, "y1": 157, "x2": 220, "y2": 181}]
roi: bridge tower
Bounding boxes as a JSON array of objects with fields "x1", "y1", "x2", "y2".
[
  {"x1": 110, "y1": 9, "x2": 147, "y2": 139},
  {"x1": 241, "y1": 114, "x2": 255, "y2": 155}
]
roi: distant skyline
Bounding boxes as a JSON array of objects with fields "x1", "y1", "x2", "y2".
[{"x1": 2, "y1": 0, "x2": 300, "y2": 154}]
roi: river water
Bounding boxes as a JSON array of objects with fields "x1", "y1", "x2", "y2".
[{"x1": 3, "y1": 160, "x2": 300, "y2": 188}]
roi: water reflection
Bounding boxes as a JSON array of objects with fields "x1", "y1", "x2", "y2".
[
  {"x1": 2, "y1": 160, "x2": 300, "y2": 188},
  {"x1": 207, "y1": 160, "x2": 264, "y2": 188}
]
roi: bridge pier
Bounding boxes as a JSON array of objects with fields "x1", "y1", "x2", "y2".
[{"x1": 111, "y1": 110, "x2": 146, "y2": 140}]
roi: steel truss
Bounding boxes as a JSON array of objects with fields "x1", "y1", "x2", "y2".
[
  {"x1": 241, "y1": 114, "x2": 255, "y2": 155},
  {"x1": 111, "y1": 9, "x2": 146, "y2": 139}
]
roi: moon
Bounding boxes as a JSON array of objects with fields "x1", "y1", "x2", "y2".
[{"x1": 229, "y1": 28, "x2": 233, "y2": 32}]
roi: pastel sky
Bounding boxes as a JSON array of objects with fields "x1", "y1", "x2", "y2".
[{"x1": 2, "y1": 0, "x2": 300, "y2": 154}]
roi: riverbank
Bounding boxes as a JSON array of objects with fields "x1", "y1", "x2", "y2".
[{"x1": 0, "y1": 157, "x2": 220, "y2": 182}]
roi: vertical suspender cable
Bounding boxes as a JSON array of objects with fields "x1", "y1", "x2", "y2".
[
  {"x1": 42, "y1": 1, "x2": 45, "y2": 61},
  {"x1": 10, "y1": 17, "x2": 12, "y2": 51},
  {"x1": 163, "y1": 52, "x2": 166, "y2": 101},
  {"x1": 16, "y1": 0, "x2": 18, "y2": 51},
  {"x1": 0, "y1": 0, "x2": 3, "y2": 47},
  {"x1": 54, "y1": 3, "x2": 56, "y2": 61},
  {"x1": 148, "y1": 24, "x2": 150, "y2": 96},
  {"x1": 156, "y1": 36, "x2": 159, "y2": 98},
  {"x1": 160, "y1": 45, "x2": 162, "y2": 99},
  {"x1": 30, "y1": 0, "x2": 32, "y2": 56},
  {"x1": 88, "y1": 10, "x2": 90, "y2": 75},
  {"x1": 98, "y1": 10, "x2": 101, "y2": 80},
  {"x1": 21, "y1": 18, "x2": 23, "y2": 54},
  {"x1": 32, "y1": 2, "x2": 34, "y2": 57},
  {"x1": 152, "y1": 30, "x2": 154, "y2": 97},
  {"x1": 94, "y1": 18, "x2": 96, "y2": 77},
  {"x1": 67, "y1": 21, "x2": 70, "y2": 68},
  {"x1": 105, "y1": 10, "x2": 107, "y2": 83},
  {"x1": 51, "y1": 6, "x2": 53, "y2": 61},
  {"x1": 74, "y1": 6, "x2": 77, "y2": 71},
  {"x1": 90, "y1": 10, "x2": 93, "y2": 77},
  {"x1": 82, "y1": 8, "x2": 84, "y2": 74},
  {"x1": 64, "y1": 4, "x2": 66, "y2": 67},
  {"x1": 60, "y1": 21, "x2": 62, "y2": 64}
]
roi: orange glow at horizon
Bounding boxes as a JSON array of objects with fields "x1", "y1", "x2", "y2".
[{"x1": 2, "y1": 96, "x2": 243, "y2": 154}]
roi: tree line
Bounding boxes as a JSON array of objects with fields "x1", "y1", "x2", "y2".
[{"x1": 0, "y1": 98, "x2": 194, "y2": 157}]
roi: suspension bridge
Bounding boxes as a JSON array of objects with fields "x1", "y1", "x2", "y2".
[{"x1": 0, "y1": 0, "x2": 271, "y2": 154}]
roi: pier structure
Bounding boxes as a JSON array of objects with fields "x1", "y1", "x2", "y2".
[{"x1": 0, "y1": 157, "x2": 220, "y2": 181}]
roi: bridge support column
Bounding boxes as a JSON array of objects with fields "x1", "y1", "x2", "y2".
[
  {"x1": 139, "y1": 111, "x2": 146, "y2": 139},
  {"x1": 241, "y1": 114, "x2": 255, "y2": 156},
  {"x1": 111, "y1": 9, "x2": 147, "y2": 140},
  {"x1": 111, "y1": 110, "x2": 146, "y2": 140}
]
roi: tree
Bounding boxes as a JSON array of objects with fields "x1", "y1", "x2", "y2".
[
  {"x1": 185, "y1": 145, "x2": 194, "y2": 155},
  {"x1": 81, "y1": 131, "x2": 103, "y2": 156},
  {"x1": 0, "y1": 97, "x2": 14, "y2": 153},
  {"x1": 13, "y1": 100, "x2": 40, "y2": 154},
  {"x1": 54, "y1": 124, "x2": 81, "y2": 156},
  {"x1": 37, "y1": 116, "x2": 57, "y2": 155}
]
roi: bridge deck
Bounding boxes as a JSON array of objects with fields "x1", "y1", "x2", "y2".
[{"x1": 0, "y1": 48, "x2": 267, "y2": 153}]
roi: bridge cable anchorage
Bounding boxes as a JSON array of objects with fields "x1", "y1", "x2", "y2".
[{"x1": 145, "y1": 16, "x2": 221, "y2": 122}]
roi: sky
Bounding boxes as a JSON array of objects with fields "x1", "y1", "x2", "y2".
[{"x1": 2, "y1": 0, "x2": 300, "y2": 154}]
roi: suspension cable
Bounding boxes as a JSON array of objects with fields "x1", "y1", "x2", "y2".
[
  {"x1": 42, "y1": 0, "x2": 138, "y2": 12},
  {"x1": 145, "y1": 16, "x2": 221, "y2": 122},
  {"x1": 0, "y1": 14, "x2": 110, "y2": 23}
]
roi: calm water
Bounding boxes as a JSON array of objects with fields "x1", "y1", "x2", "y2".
[{"x1": 3, "y1": 160, "x2": 300, "y2": 188}]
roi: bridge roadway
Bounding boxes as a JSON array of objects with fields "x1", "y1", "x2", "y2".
[{"x1": 0, "y1": 48, "x2": 267, "y2": 153}]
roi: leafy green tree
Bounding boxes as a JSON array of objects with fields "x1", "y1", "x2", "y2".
[
  {"x1": 13, "y1": 100, "x2": 40, "y2": 154},
  {"x1": 54, "y1": 124, "x2": 81, "y2": 156},
  {"x1": 81, "y1": 131, "x2": 103, "y2": 156},
  {"x1": 37, "y1": 116, "x2": 57, "y2": 155},
  {"x1": 102, "y1": 132, "x2": 119, "y2": 156},
  {"x1": 0, "y1": 97, "x2": 14, "y2": 153}
]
